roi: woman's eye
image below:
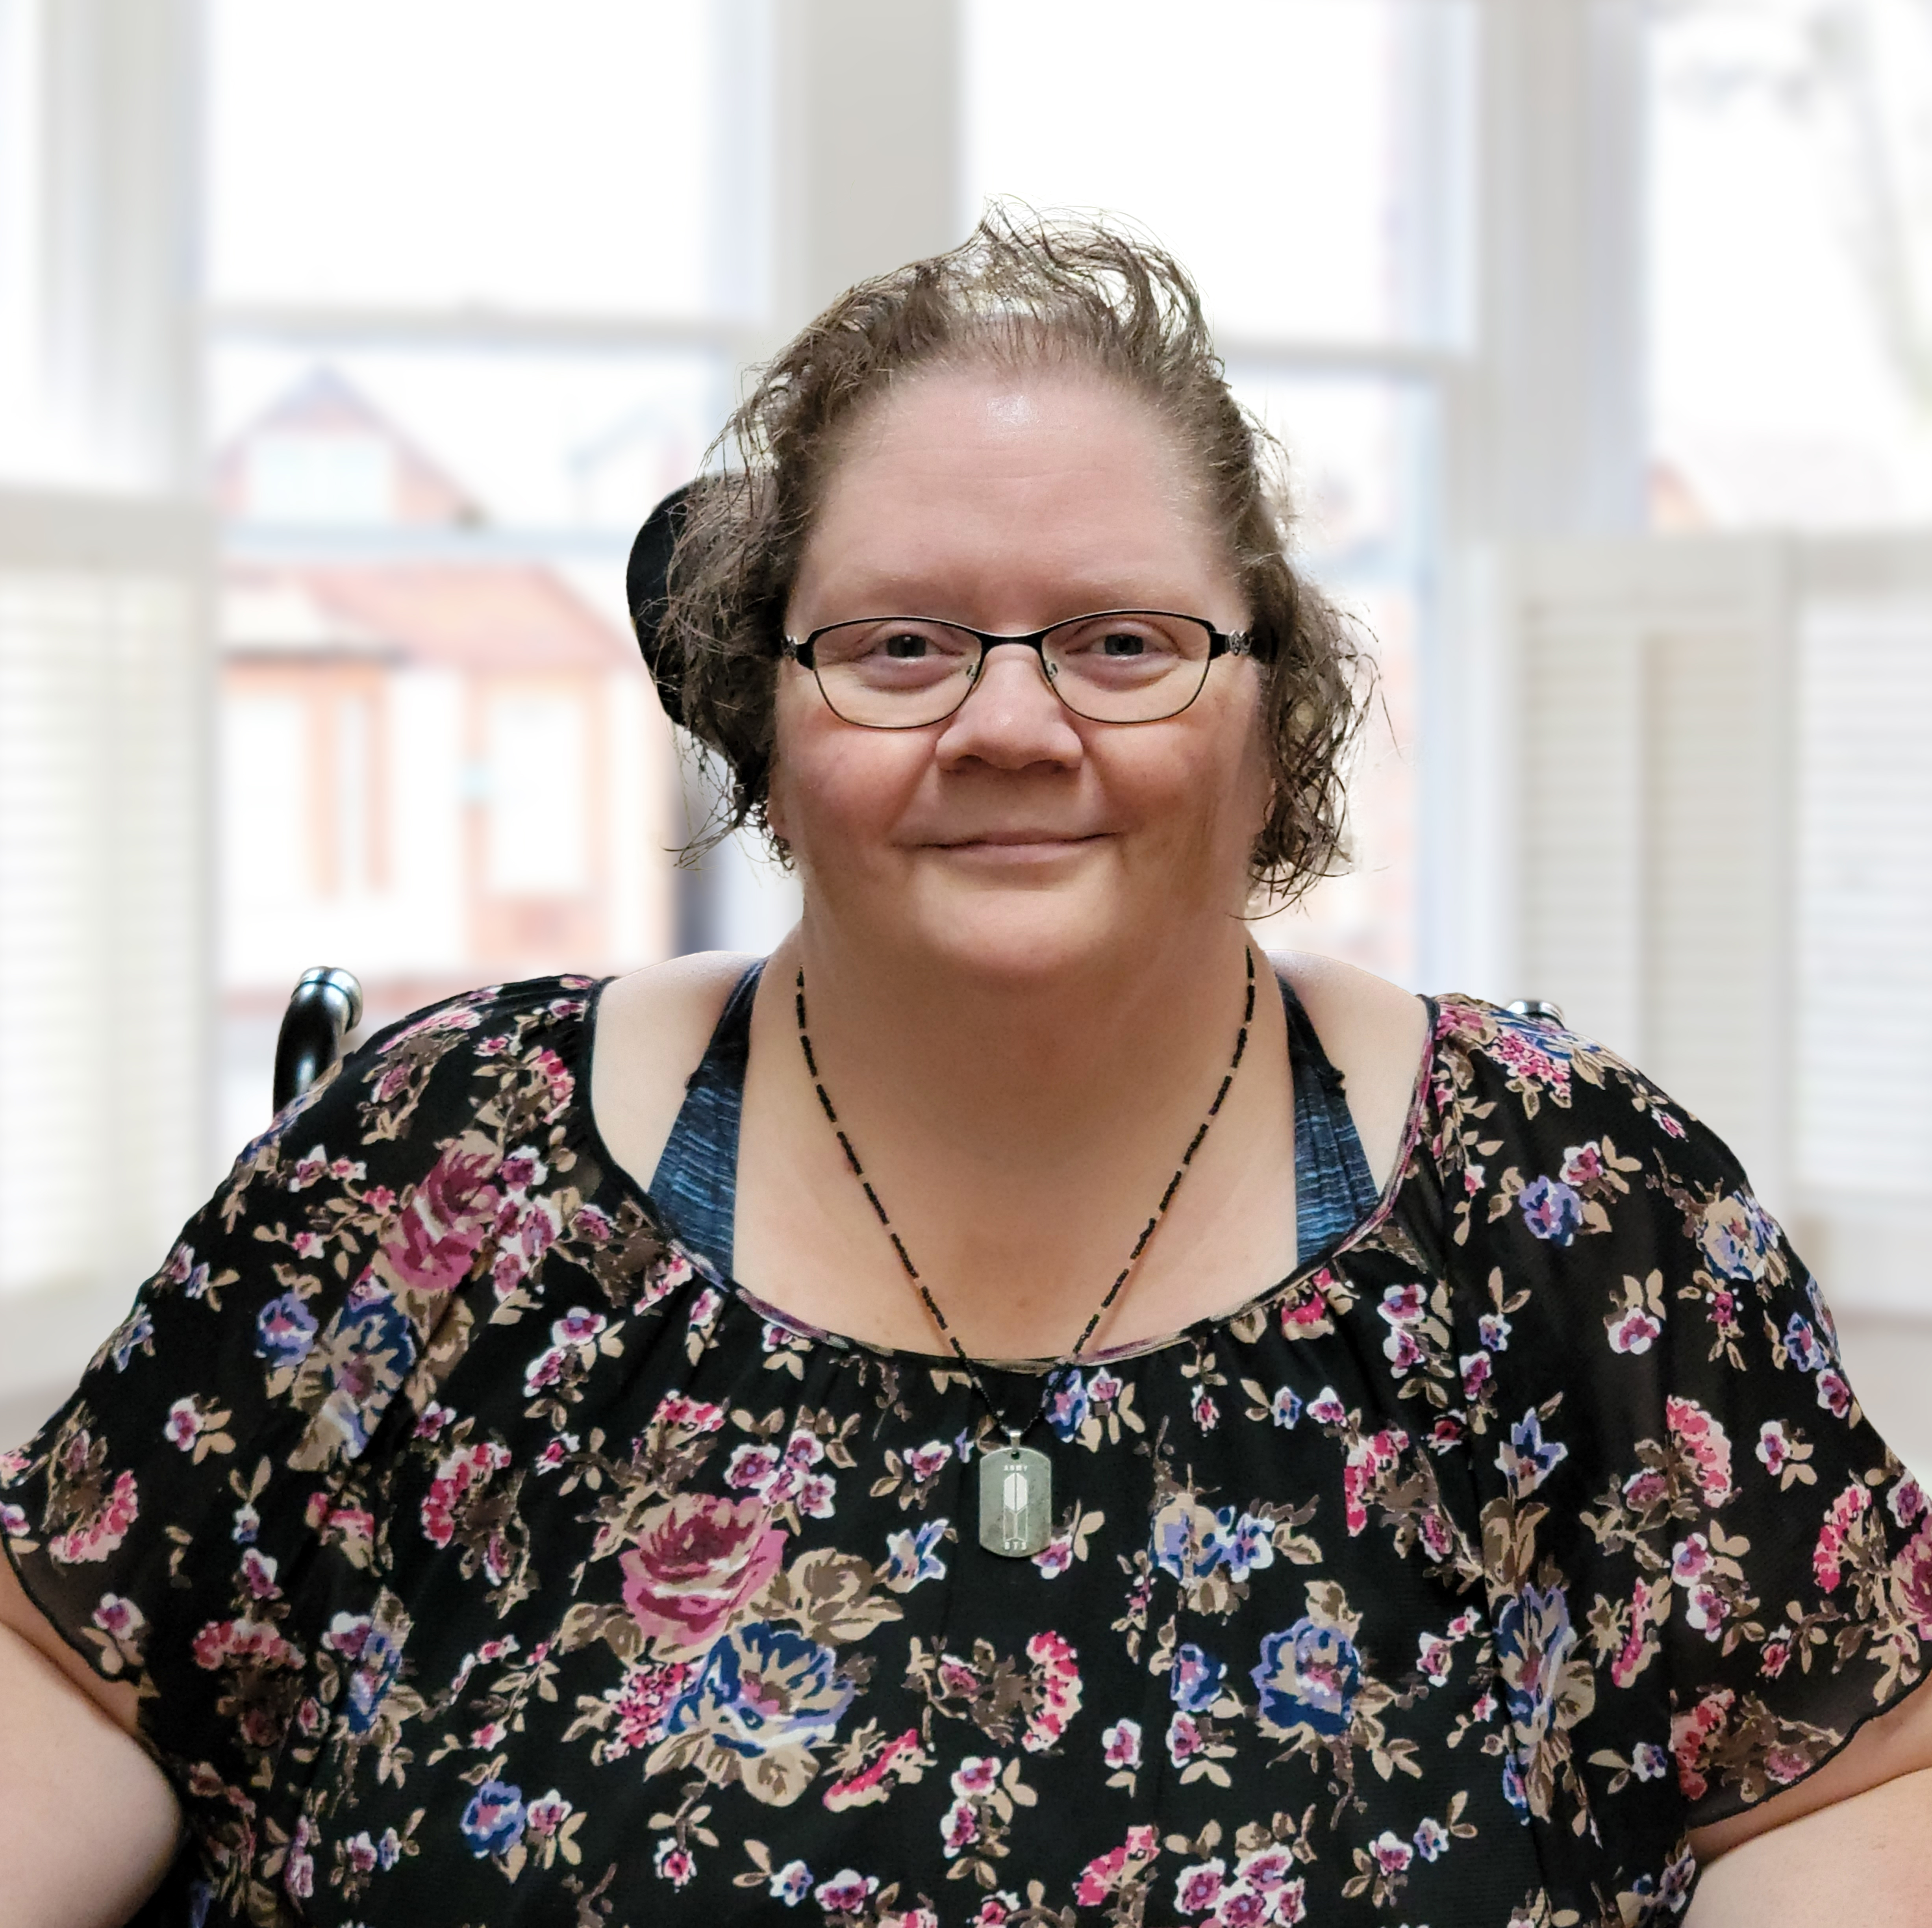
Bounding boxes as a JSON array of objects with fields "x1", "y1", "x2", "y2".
[
  {"x1": 1100, "y1": 632, "x2": 1147, "y2": 657},
  {"x1": 883, "y1": 632, "x2": 930, "y2": 659}
]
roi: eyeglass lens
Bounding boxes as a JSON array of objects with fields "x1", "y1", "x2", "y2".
[{"x1": 806, "y1": 613, "x2": 1215, "y2": 726}]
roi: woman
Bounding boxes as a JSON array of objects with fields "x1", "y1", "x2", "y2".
[{"x1": 4, "y1": 214, "x2": 1930, "y2": 1928}]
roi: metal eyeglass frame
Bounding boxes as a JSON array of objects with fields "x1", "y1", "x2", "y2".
[{"x1": 778, "y1": 609, "x2": 1257, "y2": 728}]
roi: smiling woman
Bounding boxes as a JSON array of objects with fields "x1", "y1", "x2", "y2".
[{"x1": 4, "y1": 212, "x2": 1932, "y2": 1928}]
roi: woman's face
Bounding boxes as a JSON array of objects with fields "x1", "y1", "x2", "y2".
[{"x1": 771, "y1": 367, "x2": 1271, "y2": 983}]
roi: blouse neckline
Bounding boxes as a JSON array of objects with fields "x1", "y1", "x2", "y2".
[{"x1": 577, "y1": 969, "x2": 1444, "y2": 1370}]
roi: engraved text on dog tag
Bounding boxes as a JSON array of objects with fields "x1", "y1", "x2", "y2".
[{"x1": 978, "y1": 1441, "x2": 1052, "y2": 1557}]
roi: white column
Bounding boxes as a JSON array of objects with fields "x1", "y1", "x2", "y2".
[
  {"x1": 39, "y1": 0, "x2": 204, "y2": 491},
  {"x1": 1448, "y1": 0, "x2": 1648, "y2": 544},
  {"x1": 679, "y1": 0, "x2": 964, "y2": 955},
  {"x1": 771, "y1": 0, "x2": 964, "y2": 330},
  {"x1": 0, "y1": 0, "x2": 211, "y2": 1407},
  {"x1": 1426, "y1": 0, "x2": 1650, "y2": 996}
]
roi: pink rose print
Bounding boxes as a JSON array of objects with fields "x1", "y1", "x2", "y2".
[
  {"x1": 1893, "y1": 1519, "x2": 1932, "y2": 1636},
  {"x1": 1665, "y1": 1397, "x2": 1734, "y2": 1507},
  {"x1": 48, "y1": 1469, "x2": 138, "y2": 1565},
  {"x1": 374, "y1": 1138, "x2": 502, "y2": 1297},
  {"x1": 618, "y1": 1493, "x2": 787, "y2": 1650},
  {"x1": 1814, "y1": 1482, "x2": 1871, "y2": 1593}
]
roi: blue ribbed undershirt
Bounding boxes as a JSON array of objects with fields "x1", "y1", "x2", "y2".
[{"x1": 648, "y1": 959, "x2": 1381, "y2": 1285}]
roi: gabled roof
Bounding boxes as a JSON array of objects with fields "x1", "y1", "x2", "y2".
[
  {"x1": 224, "y1": 564, "x2": 637, "y2": 674},
  {"x1": 218, "y1": 367, "x2": 641, "y2": 677},
  {"x1": 215, "y1": 365, "x2": 487, "y2": 528}
]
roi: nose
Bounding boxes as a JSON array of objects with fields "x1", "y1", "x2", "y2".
[{"x1": 933, "y1": 641, "x2": 1085, "y2": 771}]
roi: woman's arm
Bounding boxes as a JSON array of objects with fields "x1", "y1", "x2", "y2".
[
  {"x1": 1686, "y1": 1678, "x2": 1932, "y2": 1923},
  {"x1": 0, "y1": 1556, "x2": 180, "y2": 1928}
]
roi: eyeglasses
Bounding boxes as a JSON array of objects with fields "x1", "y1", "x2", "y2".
[{"x1": 779, "y1": 610, "x2": 1255, "y2": 729}]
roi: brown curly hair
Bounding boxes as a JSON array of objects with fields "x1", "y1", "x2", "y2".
[{"x1": 661, "y1": 206, "x2": 1367, "y2": 904}]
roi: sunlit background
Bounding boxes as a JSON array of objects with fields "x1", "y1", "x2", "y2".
[{"x1": 4, "y1": 0, "x2": 1931, "y2": 1463}]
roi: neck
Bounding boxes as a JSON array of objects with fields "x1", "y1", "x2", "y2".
[
  {"x1": 781, "y1": 912, "x2": 1255, "y2": 1170},
  {"x1": 761, "y1": 906, "x2": 1271, "y2": 1358}
]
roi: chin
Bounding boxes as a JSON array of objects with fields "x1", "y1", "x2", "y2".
[{"x1": 896, "y1": 873, "x2": 1133, "y2": 983}]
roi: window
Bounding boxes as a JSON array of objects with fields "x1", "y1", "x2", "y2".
[
  {"x1": 209, "y1": 0, "x2": 725, "y2": 319},
  {"x1": 967, "y1": 0, "x2": 1472, "y2": 987},
  {"x1": 221, "y1": 692, "x2": 309, "y2": 906},
  {"x1": 1649, "y1": 2, "x2": 1932, "y2": 528},
  {"x1": 484, "y1": 688, "x2": 590, "y2": 896},
  {"x1": 203, "y1": 0, "x2": 735, "y2": 1120}
]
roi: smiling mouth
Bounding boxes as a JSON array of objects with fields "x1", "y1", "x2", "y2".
[
  {"x1": 930, "y1": 837, "x2": 1103, "y2": 861},
  {"x1": 934, "y1": 830, "x2": 1104, "y2": 848}
]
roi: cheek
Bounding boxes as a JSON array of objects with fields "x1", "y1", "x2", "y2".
[
  {"x1": 767, "y1": 699, "x2": 924, "y2": 861},
  {"x1": 1130, "y1": 696, "x2": 1271, "y2": 855}
]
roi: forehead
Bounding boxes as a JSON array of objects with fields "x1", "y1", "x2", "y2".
[{"x1": 793, "y1": 367, "x2": 1230, "y2": 620}]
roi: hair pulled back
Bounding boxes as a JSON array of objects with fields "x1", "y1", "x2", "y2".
[{"x1": 661, "y1": 204, "x2": 1366, "y2": 904}]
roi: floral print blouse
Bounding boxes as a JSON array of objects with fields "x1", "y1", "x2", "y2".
[{"x1": 5, "y1": 976, "x2": 1929, "y2": 1928}]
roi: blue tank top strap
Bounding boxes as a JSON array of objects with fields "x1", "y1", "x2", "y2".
[
  {"x1": 648, "y1": 958, "x2": 765, "y2": 1278},
  {"x1": 1278, "y1": 972, "x2": 1382, "y2": 1256},
  {"x1": 646, "y1": 957, "x2": 1378, "y2": 1280}
]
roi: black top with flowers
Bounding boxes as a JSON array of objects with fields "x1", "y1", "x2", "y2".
[{"x1": 4, "y1": 976, "x2": 1928, "y2": 1928}]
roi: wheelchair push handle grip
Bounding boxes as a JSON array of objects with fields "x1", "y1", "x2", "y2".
[{"x1": 272, "y1": 966, "x2": 365, "y2": 1115}]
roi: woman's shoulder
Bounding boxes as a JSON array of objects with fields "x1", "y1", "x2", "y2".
[
  {"x1": 1268, "y1": 948, "x2": 1430, "y2": 1190},
  {"x1": 255, "y1": 973, "x2": 602, "y2": 1158},
  {"x1": 1417, "y1": 992, "x2": 1755, "y2": 1257},
  {"x1": 590, "y1": 950, "x2": 763, "y2": 1191},
  {"x1": 196, "y1": 973, "x2": 609, "y2": 1263},
  {"x1": 1423, "y1": 992, "x2": 1691, "y2": 1141}
]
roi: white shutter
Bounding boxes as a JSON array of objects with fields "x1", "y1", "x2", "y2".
[
  {"x1": 0, "y1": 489, "x2": 212, "y2": 1303},
  {"x1": 1498, "y1": 537, "x2": 1793, "y2": 1211},
  {"x1": 1792, "y1": 541, "x2": 1932, "y2": 1240},
  {"x1": 1489, "y1": 531, "x2": 1932, "y2": 1311}
]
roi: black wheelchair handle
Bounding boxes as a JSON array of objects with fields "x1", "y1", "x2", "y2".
[{"x1": 272, "y1": 966, "x2": 365, "y2": 1115}]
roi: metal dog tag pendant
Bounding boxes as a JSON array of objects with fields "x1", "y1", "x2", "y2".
[{"x1": 979, "y1": 1442, "x2": 1052, "y2": 1557}]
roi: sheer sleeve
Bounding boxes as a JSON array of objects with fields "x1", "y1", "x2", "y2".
[
  {"x1": 1436, "y1": 1001, "x2": 1930, "y2": 1902},
  {"x1": 0, "y1": 979, "x2": 589, "y2": 1892}
]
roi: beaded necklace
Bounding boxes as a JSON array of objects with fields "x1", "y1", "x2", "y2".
[{"x1": 793, "y1": 948, "x2": 1257, "y2": 1557}]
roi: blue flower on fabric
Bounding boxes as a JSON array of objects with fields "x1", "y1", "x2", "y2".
[
  {"x1": 108, "y1": 1307, "x2": 155, "y2": 1372},
  {"x1": 1044, "y1": 1368, "x2": 1090, "y2": 1441},
  {"x1": 663, "y1": 1622, "x2": 855, "y2": 1759},
  {"x1": 307, "y1": 1284, "x2": 418, "y2": 1460},
  {"x1": 1251, "y1": 1617, "x2": 1361, "y2": 1739},
  {"x1": 1696, "y1": 1189, "x2": 1777, "y2": 1282},
  {"x1": 1500, "y1": 1750, "x2": 1529, "y2": 1816},
  {"x1": 1785, "y1": 1314, "x2": 1829, "y2": 1373},
  {"x1": 1169, "y1": 1643, "x2": 1226, "y2": 1711},
  {"x1": 1518, "y1": 1176, "x2": 1584, "y2": 1244},
  {"x1": 882, "y1": 1518, "x2": 949, "y2": 1592},
  {"x1": 1496, "y1": 1409, "x2": 1569, "y2": 1499},
  {"x1": 1805, "y1": 1275, "x2": 1840, "y2": 1358},
  {"x1": 255, "y1": 1291, "x2": 319, "y2": 1369},
  {"x1": 1493, "y1": 1580, "x2": 1579, "y2": 1734},
  {"x1": 1149, "y1": 1497, "x2": 1228, "y2": 1585},
  {"x1": 343, "y1": 1624, "x2": 406, "y2": 1736},
  {"x1": 1221, "y1": 1509, "x2": 1276, "y2": 1584},
  {"x1": 768, "y1": 1859, "x2": 813, "y2": 1906},
  {"x1": 459, "y1": 1779, "x2": 525, "y2": 1858}
]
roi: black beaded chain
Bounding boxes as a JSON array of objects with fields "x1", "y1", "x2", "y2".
[{"x1": 793, "y1": 947, "x2": 1258, "y2": 1438}]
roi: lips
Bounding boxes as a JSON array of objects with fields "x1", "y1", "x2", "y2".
[{"x1": 931, "y1": 830, "x2": 1102, "y2": 847}]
